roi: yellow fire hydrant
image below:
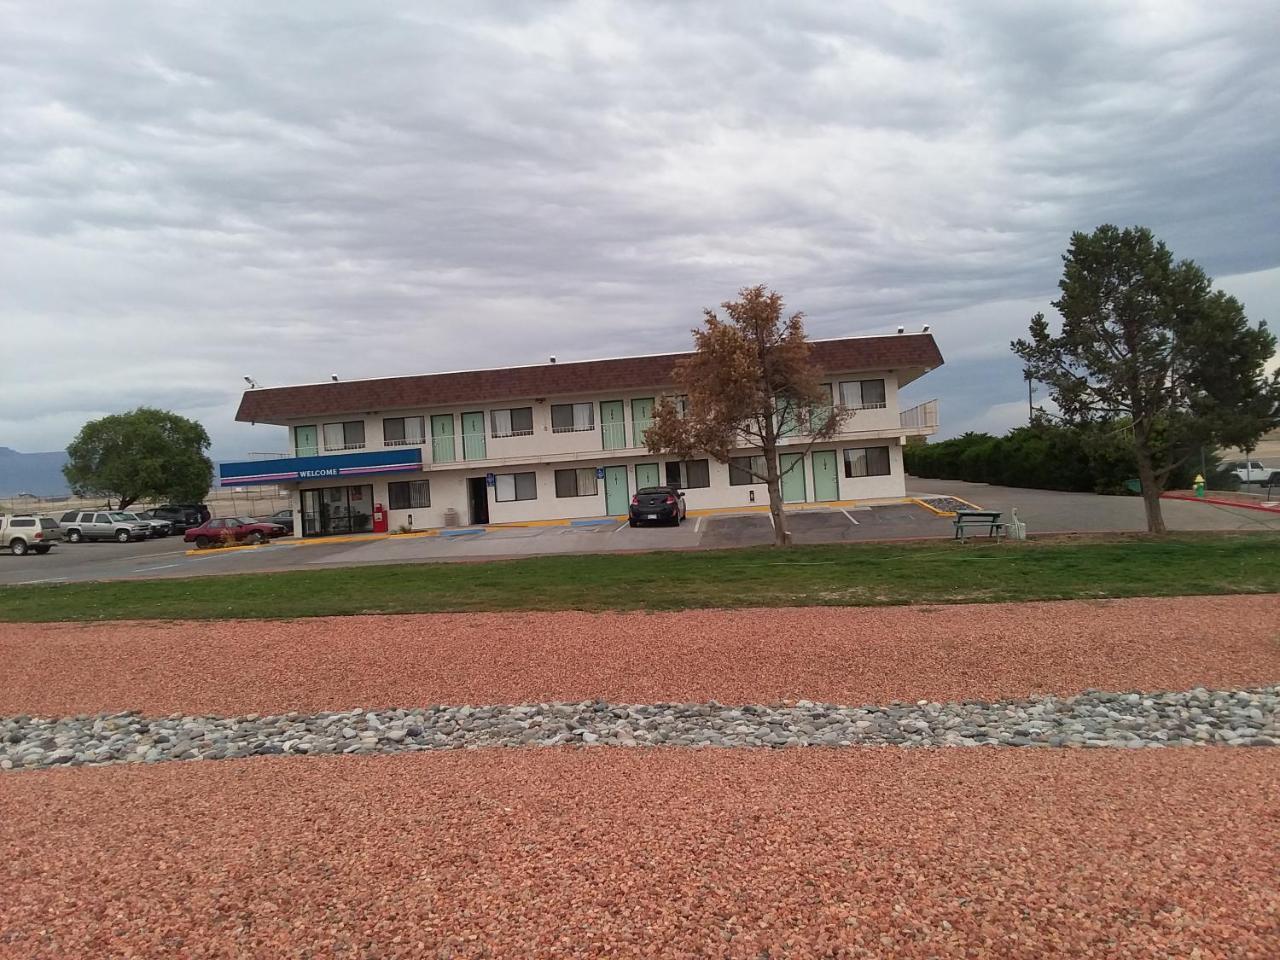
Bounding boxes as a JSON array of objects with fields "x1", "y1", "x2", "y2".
[{"x1": 1194, "y1": 474, "x2": 1206, "y2": 498}]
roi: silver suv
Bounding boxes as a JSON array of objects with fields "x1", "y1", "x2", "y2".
[
  {"x1": 0, "y1": 515, "x2": 63, "y2": 555},
  {"x1": 59, "y1": 510, "x2": 151, "y2": 543}
]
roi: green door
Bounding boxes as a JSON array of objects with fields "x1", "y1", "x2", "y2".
[
  {"x1": 601, "y1": 400, "x2": 626, "y2": 450},
  {"x1": 635, "y1": 462, "x2": 660, "y2": 490},
  {"x1": 294, "y1": 425, "x2": 318, "y2": 457},
  {"x1": 780, "y1": 452, "x2": 806, "y2": 503},
  {"x1": 431, "y1": 414, "x2": 455, "y2": 463},
  {"x1": 461, "y1": 411, "x2": 486, "y2": 460},
  {"x1": 604, "y1": 465, "x2": 629, "y2": 516},
  {"x1": 812, "y1": 449, "x2": 839, "y2": 501},
  {"x1": 631, "y1": 398, "x2": 654, "y2": 446}
]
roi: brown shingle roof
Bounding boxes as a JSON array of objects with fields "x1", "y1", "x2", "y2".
[{"x1": 235, "y1": 333, "x2": 944, "y2": 424}]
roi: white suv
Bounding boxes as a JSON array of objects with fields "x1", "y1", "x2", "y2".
[
  {"x1": 1227, "y1": 460, "x2": 1273, "y2": 484},
  {"x1": 59, "y1": 510, "x2": 151, "y2": 543},
  {"x1": 0, "y1": 515, "x2": 63, "y2": 555}
]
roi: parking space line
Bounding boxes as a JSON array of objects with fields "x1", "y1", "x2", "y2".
[
  {"x1": 13, "y1": 577, "x2": 68, "y2": 585},
  {"x1": 134, "y1": 562, "x2": 185, "y2": 572},
  {"x1": 695, "y1": 516, "x2": 703, "y2": 533},
  {"x1": 612, "y1": 522, "x2": 628, "y2": 534},
  {"x1": 841, "y1": 509, "x2": 860, "y2": 525}
]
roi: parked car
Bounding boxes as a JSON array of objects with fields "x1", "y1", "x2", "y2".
[
  {"x1": 117, "y1": 511, "x2": 172, "y2": 538},
  {"x1": 1227, "y1": 460, "x2": 1273, "y2": 484},
  {"x1": 253, "y1": 508, "x2": 294, "y2": 533},
  {"x1": 628, "y1": 486, "x2": 687, "y2": 527},
  {"x1": 0, "y1": 515, "x2": 63, "y2": 555},
  {"x1": 184, "y1": 516, "x2": 287, "y2": 548},
  {"x1": 147, "y1": 505, "x2": 205, "y2": 532},
  {"x1": 57, "y1": 510, "x2": 150, "y2": 543}
]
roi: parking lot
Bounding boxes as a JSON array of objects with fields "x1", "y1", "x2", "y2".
[
  {"x1": 0, "y1": 504, "x2": 960, "y2": 585},
  {"x1": 2, "y1": 484, "x2": 1276, "y2": 586}
]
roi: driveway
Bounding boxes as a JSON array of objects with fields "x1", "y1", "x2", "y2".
[{"x1": 908, "y1": 477, "x2": 1280, "y2": 534}]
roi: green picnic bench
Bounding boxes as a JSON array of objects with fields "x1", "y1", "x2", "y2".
[{"x1": 953, "y1": 509, "x2": 1005, "y2": 542}]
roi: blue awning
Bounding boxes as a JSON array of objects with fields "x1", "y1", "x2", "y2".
[{"x1": 218, "y1": 448, "x2": 423, "y2": 487}]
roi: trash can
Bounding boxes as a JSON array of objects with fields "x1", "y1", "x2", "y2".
[{"x1": 443, "y1": 507, "x2": 460, "y2": 527}]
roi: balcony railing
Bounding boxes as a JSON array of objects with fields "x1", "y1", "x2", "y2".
[
  {"x1": 632, "y1": 418, "x2": 653, "y2": 444},
  {"x1": 601, "y1": 422, "x2": 626, "y2": 450},
  {"x1": 431, "y1": 436, "x2": 456, "y2": 463},
  {"x1": 551, "y1": 423, "x2": 595, "y2": 434},
  {"x1": 900, "y1": 399, "x2": 939, "y2": 430},
  {"x1": 462, "y1": 432, "x2": 487, "y2": 461},
  {"x1": 324, "y1": 441, "x2": 366, "y2": 452},
  {"x1": 383, "y1": 437, "x2": 425, "y2": 447}
]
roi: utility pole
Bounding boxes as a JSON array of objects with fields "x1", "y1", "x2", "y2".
[{"x1": 1024, "y1": 368, "x2": 1035, "y2": 425}]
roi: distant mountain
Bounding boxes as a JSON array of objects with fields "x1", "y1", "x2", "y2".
[{"x1": 0, "y1": 447, "x2": 71, "y2": 497}]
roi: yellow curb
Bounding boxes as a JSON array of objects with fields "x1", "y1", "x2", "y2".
[
  {"x1": 912, "y1": 497, "x2": 954, "y2": 517},
  {"x1": 911, "y1": 495, "x2": 982, "y2": 517}
]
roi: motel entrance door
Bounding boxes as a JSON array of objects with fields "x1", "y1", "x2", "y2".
[
  {"x1": 467, "y1": 477, "x2": 490, "y2": 525},
  {"x1": 300, "y1": 484, "x2": 374, "y2": 537}
]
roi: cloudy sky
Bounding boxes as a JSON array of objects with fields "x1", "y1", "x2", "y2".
[{"x1": 2, "y1": 0, "x2": 1277, "y2": 460}]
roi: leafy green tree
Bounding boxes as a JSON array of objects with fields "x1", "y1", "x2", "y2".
[
  {"x1": 1013, "y1": 225, "x2": 1280, "y2": 532},
  {"x1": 63, "y1": 408, "x2": 214, "y2": 510}
]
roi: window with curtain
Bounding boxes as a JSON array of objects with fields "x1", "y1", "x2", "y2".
[
  {"x1": 495, "y1": 471, "x2": 538, "y2": 501},
  {"x1": 322, "y1": 421, "x2": 365, "y2": 450},
  {"x1": 729, "y1": 455, "x2": 767, "y2": 485},
  {"x1": 383, "y1": 416, "x2": 425, "y2": 445},
  {"x1": 665, "y1": 459, "x2": 710, "y2": 489},
  {"x1": 843, "y1": 446, "x2": 891, "y2": 478},
  {"x1": 387, "y1": 480, "x2": 430, "y2": 509},
  {"x1": 490, "y1": 407, "x2": 534, "y2": 437},
  {"x1": 551, "y1": 402, "x2": 595, "y2": 432},
  {"x1": 554, "y1": 467, "x2": 598, "y2": 497},
  {"x1": 838, "y1": 379, "x2": 887, "y2": 409}
]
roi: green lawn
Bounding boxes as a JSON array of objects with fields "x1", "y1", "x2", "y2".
[{"x1": 2, "y1": 533, "x2": 1277, "y2": 623}]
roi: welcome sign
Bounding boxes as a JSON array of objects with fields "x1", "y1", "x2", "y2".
[{"x1": 218, "y1": 448, "x2": 424, "y2": 487}]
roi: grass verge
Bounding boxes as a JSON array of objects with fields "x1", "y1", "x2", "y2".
[{"x1": 1, "y1": 533, "x2": 1277, "y2": 623}]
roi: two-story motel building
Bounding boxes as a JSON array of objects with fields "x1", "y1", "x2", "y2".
[{"x1": 220, "y1": 333, "x2": 943, "y2": 537}]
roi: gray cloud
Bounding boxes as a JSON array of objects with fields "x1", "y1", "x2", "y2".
[{"x1": 1, "y1": 0, "x2": 1277, "y2": 457}]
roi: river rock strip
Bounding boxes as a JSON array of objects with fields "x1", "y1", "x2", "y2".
[{"x1": 2, "y1": 685, "x2": 1275, "y2": 771}]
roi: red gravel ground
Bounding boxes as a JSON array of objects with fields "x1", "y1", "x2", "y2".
[
  {"x1": 3, "y1": 749, "x2": 1277, "y2": 959},
  {"x1": 4, "y1": 595, "x2": 1278, "y2": 716}
]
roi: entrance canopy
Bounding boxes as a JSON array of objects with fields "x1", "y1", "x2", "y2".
[{"x1": 218, "y1": 448, "x2": 423, "y2": 487}]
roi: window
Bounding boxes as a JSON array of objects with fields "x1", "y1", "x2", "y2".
[
  {"x1": 729, "y1": 455, "x2": 767, "y2": 486},
  {"x1": 665, "y1": 459, "x2": 710, "y2": 489},
  {"x1": 555, "y1": 467, "x2": 598, "y2": 498},
  {"x1": 843, "y1": 446, "x2": 891, "y2": 478},
  {"x1": 551, "y1": 402, "x2": 595, "y2": 433},
  {"x1": 491, "y1": 407, "x2": 534, "y2": 437},
  {"x1": 838, "y1": 379, "x2": 887, "y2": 410},
  {"x1": 495, "y1": 471, "x2": 537, "y2": 502},
  {"x1": 323, "y1": 420, "x2": 366, "y2": 451},
  {"x1": 61, "y1": 510, "x2": 78, "y2": 522},
  {"x1": 383, "y1": 416, "x2": 425, "y2": 446},
  {"x1": 10, "y1": 518, "x2": 34, "y2": 527},
  {"x1": 94, "y1": 513, "x2": 110, "y2": 524},
  {"x1": 388, "y1": 480, "x2": 430, "y2": 510}
]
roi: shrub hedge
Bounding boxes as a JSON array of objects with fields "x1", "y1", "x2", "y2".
[{"x1": 904, "y1": 423, "x2": 1231, "y2": 494}]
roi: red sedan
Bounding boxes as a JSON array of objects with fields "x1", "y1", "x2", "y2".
[{"x1": 184, "y1": 516, "x2": 288, "y2": 548}]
